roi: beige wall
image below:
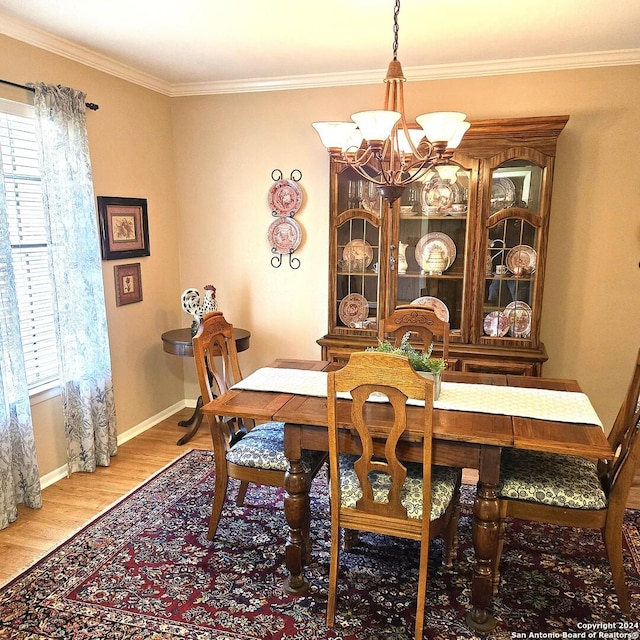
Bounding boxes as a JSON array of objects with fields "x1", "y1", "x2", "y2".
[{"x1": 2, "y1": 32, "x2": 639, "y2": 478}]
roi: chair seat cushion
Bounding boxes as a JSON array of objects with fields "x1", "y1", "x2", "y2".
[
  {"x1": 226, "y1": 421, "x2": 324, "y2": 473},
  {"x1": 338, "y1": 454, "x2": 461, "y2": 520},
  {"x1": 497, "y1": 448, "x2": 607, "y2": 509}
]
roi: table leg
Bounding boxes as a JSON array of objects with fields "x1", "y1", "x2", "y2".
[
  {"x1": 283, "y1": 423, "x2": 311, "y2": 595},
  {"x1": 178, "y1": 396, "x2": 203, "y2": 427},
  {"x1": 466, "y1": 446, "x2": 500, "y2": 632},
  {"x1": 176, "y1": 397, "x2": 204, "y2": 446}
]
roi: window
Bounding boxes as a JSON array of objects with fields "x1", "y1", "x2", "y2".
[{"x1": 0, "y1": 98, "x2": 59, "y2": 392}]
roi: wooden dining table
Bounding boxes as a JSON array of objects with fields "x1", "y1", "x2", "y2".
[{"x1": 201, "y1": 358, "x2": 613, "y2": 633}]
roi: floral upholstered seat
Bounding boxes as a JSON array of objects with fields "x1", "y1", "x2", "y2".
[
  {"x1": 226, "y1": 421, "x2": 325, "y2": 472},
  {"x1": 338, "y1": 454, "x2": 461, "y2": 520},
  {"x1": 497, "y1": 448, "x2": 606, "y2": 509}
]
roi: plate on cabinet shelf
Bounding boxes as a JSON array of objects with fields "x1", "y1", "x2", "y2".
[
  {"x1": 414, "y1": 232, "x2": 456, "y2": 272},
  {"x1": 343, "y1": 239, "x2": 373, "y2": 267},
  {"x1": 410, "y1": 296, "x2": 450, "y2": 323},
  {"x1": 483, "y1": 310, "x2": 510, "y2": 337},
  {"x1": 268, "y1": 179, "x2": 303, "y2": 216},
  {"x1": 339, "y1": 293, "x2": 369, "y2": 326},
  {"x1": 360, "y1": 182, "x2": 381, "y2": 214},
  {"x1": 267, "y1": 217, "x2": 302, "y2": 254},
  {"x1": 506, "y1": 245, "x2": 537, "y2": 273},
  {"x1": 505, "y1": 301, "x2": 532, "y2": 338},
  {"x1": 490, "y1": 177, "x2": 516, "y2": 212},
  {"x1": 420, "y1": 178, "x2": 453, "y2": 213}
]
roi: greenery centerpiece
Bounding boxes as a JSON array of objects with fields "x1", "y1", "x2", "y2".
[{"x1": 366, "y1": 332, "x2": 446, "y2": 399}]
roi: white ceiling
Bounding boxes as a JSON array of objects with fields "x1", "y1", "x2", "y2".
[{"x1": 1, "y1": 0, "x2": 639, "y2": 96}]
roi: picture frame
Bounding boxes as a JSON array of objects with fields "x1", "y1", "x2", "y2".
[
  {"x1": 114, "y1": 263, "x2": 143, "y2": 306},
  {"x1": 97, "y1": 196, "x2": 150, "y2": 260}
]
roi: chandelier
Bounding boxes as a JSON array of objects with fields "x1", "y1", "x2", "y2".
[{"x1": 312, "y1": 0, "x2": 470, "y2": 205}]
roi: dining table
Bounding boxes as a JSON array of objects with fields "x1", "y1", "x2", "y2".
[{"x1": 201, "y1": 358, "x2": 613, "y2": 633}]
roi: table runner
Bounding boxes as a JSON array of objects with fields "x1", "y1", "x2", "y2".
[{"x1": 231, "y1": 367, "x2": 603, "y2": 427}]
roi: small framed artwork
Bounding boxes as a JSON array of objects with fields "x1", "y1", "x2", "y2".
[
  {"x1": 97, "y1": 196, "x2": 150, "y2": 260},
  {"x1": 114, "y1": 263, "x2": 143, "y2": 306}
]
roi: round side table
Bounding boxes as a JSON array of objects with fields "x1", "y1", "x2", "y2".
[{"x1": 161, "y1": 326, "x2": 251, "y2": 445}]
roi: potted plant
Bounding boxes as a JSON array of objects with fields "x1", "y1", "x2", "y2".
[{"x1": 366, "y1": 332, "x2": 446, "y2": 399}]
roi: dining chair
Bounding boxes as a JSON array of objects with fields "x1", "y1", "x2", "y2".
[
  {"x1": 493, "y1": 348, "x2": 640, "y2": 613},
  {"x1": 193, "y1": 311, "x2": 327, "y2": 541},
  {"x1": 326, "y1": 351, "x2": 461, "y2": 640},
  {"x1": 380, "y1": 305, "x2": 450, "y2": 364}
]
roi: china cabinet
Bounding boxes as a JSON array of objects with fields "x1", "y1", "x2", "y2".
[{"x1": 317, "y1": 115, "x2": 569, "y2": 375}]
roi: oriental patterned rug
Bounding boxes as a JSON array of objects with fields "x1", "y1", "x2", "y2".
[{"x1": 1, "y1": 449, "x2": 639, "y2": 640}]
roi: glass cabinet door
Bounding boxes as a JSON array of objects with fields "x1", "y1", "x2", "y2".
[
  {"x1": 331, "y1": 167, "x2": 381, "y2": 335},
  {"x1": 480, "y1": 159, "x2": 545, "y2": 346},
  {"x1": 391, "y1": 162, "x2": 473, "y2": 340}
]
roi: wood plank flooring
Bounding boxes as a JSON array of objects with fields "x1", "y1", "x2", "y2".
[{"x1": 1, "y1": 408, "x2": 640, "y2": 586}]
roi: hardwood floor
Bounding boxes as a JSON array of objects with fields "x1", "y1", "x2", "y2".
[
  {"x1": 0, "y1": 408, "x2": 211, "y2": 586},
  {"x1": 2, "y1": 408, "x2": 640, "y2": 586}
]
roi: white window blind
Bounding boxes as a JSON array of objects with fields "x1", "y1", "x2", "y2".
[{"x1": 0, "y1": 99, "x2": 59, "y2": 392}]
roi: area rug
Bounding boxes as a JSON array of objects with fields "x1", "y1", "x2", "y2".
[{"x1": 1, "y1": 450, "x2": 638, "y2": 640}]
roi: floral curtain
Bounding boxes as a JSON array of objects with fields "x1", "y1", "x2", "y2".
[
  {"x1": 31, "y1": 83, "x2": 117, "y2": 474},
  {"x1": 0, "y1": 157, "x2": 42, "y2": 530}
]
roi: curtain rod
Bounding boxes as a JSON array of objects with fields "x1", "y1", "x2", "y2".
[{"x1": 0, "y1": 79, "x2": 99, "y2": 111}]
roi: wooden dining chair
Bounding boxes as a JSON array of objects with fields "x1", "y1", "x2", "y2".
[
  {"x1": 380, "y1": 305, "x2": 450, "y2": 364},
  {"x1": 326, "y1": 351, "x2": 461, "y2": 640},
  {"x1": 193, "y1": 311, "x2": 327, "y2": 541},
  {"x1": 493, "y1": 348, "x2": 640, "y2": 613}
]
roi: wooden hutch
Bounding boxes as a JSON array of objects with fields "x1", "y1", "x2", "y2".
[{"x1": 317, "y1": 115, "x2": 569, "y2": 375}]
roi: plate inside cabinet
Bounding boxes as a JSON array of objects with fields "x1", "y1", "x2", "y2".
[
  {"x1": 343, "y1": 239, "x2": 373, "y2": 267},
  {"x1": 409, "y1": 296, "x2": 450, "y2": 323},
  {"x1": 420, "y1": 178, "x2": 454, "y2": 213},
  {"x1": 414, "y1": 232, "x2": 456, "y2": 272},
  {"x1": 483, "y1": 310, "x2": 510, "y2": 337},
  {"x1": 268, "y1": 179, "x2": 303, "y2": 216},
  {"x1": 267, "y1": 217, "x2": 302, "y2": 254},
  {"x1": 505, "y1": 301, "x2": 532, "y2": 338},
  {"x1": 490, "y1": 177, "x2": 516, "y2": 212},
  {"x1": 339, "y1": 293, "x2": 369, "y2": 326},
  {"x1": 360, "y1": 181, "x2": 381, "y2": 214},
  {"x1": 506, "y1": 245, "x2": 537, "y2": 273}
]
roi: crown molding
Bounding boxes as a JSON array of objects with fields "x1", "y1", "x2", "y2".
[
  {"x1": 169, "y1": 49, "x2": 640, "y2": 96},
  {"x1": 0, "y1": 14, "x2": 172, "y2": 95},
  {"x1": 2, "y1": 13, "x2": 639, "y2": 98}
]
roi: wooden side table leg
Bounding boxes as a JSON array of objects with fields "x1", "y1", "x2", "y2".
[
  {"x1": 178, "y1": 396, "x2": 203, "y2": 427},
  {"x1": 466, "y1": 446, "x2": 500, "y2": 633},
  {"x1": 176, "y1": 397, "x2": 204, "y2": 446}
]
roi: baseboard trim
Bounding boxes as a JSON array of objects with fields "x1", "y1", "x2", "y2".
[{"x1": 38, "y1": 399, "x2": 198, "y2": 489}]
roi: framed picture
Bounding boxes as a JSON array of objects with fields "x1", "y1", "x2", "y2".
[
  {"x1": 114, "y1": 263, "x2": 143, "y2": 306},
  {"x1": 97, "y1": 196, "x2": 150, "y2": 260}
]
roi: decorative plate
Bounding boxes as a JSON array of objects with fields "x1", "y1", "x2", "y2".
[
  {"x1": 339, "y1": 293, "x2": 369, "y2": 326},
  {"x1": 506, "y1": 245, "x2": 537, "y2": 273},
  {"x1": 268, "y1": 179, "x2": 303, "y2": 216},
  {"x1": 491, "y1": 178, "x2": 516, "y2": 213},
  {"x1": 343, "y1": 239, "x2": 373, "y2": 267},
  {"x1": 420, "y1": 178, "x2": 454, "y2": 213},
  {"x1": 505, "y1": 301, "x2": 532, "y2": 338},
  {"x1": 415, "y1": 232, "x2": 456, "y2": 271},
  {"x1": 410, "y1": 296, "x2": 450, "y2": 323},
  {"x1": 360, "y1": 182, "x2": 380, "y2": 214},
  {"x1": 490, "y1": 177, "x2": 516, "y2": 212},
  {"x1": 483, "y1": 311, "x2": 510, "y2": 337},
  {"x1": 267, "y1": 217, "x2": 302, "y2": 254}
]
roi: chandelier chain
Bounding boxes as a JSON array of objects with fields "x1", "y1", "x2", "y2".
[{"x1": 392, "y1": 0, "x2": 400, "y2": 60}]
